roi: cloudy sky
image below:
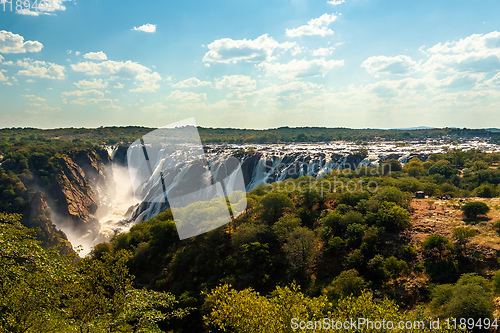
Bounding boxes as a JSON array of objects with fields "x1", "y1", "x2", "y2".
[{"x1": 1, "y1": 0, "x2": 500, "y2": 129}]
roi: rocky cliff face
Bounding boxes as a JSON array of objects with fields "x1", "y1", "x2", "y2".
[
  {"x1": 72, "y1": 149, "x2": 110, "y2": 186},
  {"x1": 23, "y1": 147, "x2": 111, "y2": 251},
  {"x1": 50, "y1": 156, "x2": 100, "y2": 234},
  {"x1": 26, "y1": 191, "x2": 73, "y2": 253}
]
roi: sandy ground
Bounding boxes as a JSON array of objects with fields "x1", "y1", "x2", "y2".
[{"x1": 406, "y1": 198, "x2": 500, "y2": 257}]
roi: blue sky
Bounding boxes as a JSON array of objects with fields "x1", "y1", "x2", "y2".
[{"x1": 1, "y1": 0, "x2": 500, "y2": 129}]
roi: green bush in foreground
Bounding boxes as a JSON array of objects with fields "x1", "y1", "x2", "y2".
[
  {"x1": 431, "y1": 273, "x2": 493, "y2": 321},
  {"x1": 204, "y1": 284, "x2": 464, "y2": 332},
  {"x1": 0, "y1": 213, "x2": 188, "y2": 333}
]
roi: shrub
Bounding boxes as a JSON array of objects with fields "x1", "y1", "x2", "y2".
[
  {"x1": 345, "y1": 249, "x2": 365, "y2": 272},
  {"x1": 493, "y1": 220, "x2": 500, "y2": 235},
  {"x1": 493, "y1": 270, "x2": 500, "y2": 294},
  {"x1": 461, "y1": 201, "x2": 490, "y2": 220},
  {"x1": 344, "y1": 223, "x2": 366, "y2": 248},
  {"x1": 381, "y1": 158, "x2": 402, "y2": 174},
  {"x1": 431, "y1": 273, "x2": 493, "y2": 320},
  {"x1": 374, "y1": 186, "x2": 411, "y2": 209},
  {"x1": 402, "y1": 244, "x2": 418, "y2": 261},
  {"x1": 429, "y1": 160, "x2": 455, "y2": 179},
  {"x1": 260, "y1": 192, "x2": 294, "y2": 224},
  {"x1": 451, "y1": 227, "x2": 477, "y2": 253},
  {"x1": 473, "y1": 184, "x2": 498, "y2": 198},
  {"x1": 324, "y1": 269, "x2": 367, "y2": 299},
  {"x1": 272, "y1": 215, "x2": 301, "y2": 243},
  {"x1": 376, "y1": 202, "x2": 411, "y2": 232},
  {"x1": 422, "y1": 234, "x2": 454, "y2": 260}
]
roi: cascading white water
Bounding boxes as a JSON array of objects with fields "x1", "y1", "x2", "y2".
[
  {"x1": 95, "y1": 163, "x2": 140, "y2": 240},
  {"x1": 69, "y1": 138, "x2": 500, "y2": 255}
]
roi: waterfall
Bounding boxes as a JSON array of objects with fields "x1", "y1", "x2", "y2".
[{"x1": 82, "y1": 139, "x2": 500, "y2": 252}]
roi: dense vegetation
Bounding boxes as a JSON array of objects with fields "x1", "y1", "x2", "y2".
[
  {"x1": 97, "y1": 150, "x2": 500, "y2": 332},
  {"x1": 0, "y1": 126, "x2": 499, "y2": 145},
  {"x1": 0, "y1": 213, "x2": 188, "y2": 332},
  {"x1": 2, "y1": 128, "x2": 500, "y2": 332}
]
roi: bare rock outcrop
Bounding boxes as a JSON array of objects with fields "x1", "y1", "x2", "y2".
[{"x1": 26, "y1": 191, "x2": 72, "y2": 253}]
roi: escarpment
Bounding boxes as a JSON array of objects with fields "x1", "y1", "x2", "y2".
[{"x1": 20, "y1": 147, "x2": 112, "y2": 250}]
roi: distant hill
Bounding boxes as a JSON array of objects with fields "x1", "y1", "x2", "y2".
[
  {"x1": 0, "y1": 126, "x2": 499, "y2": 145},
  {"x1": 391, "y1": 126, "x2": 437, "y2": 130}
]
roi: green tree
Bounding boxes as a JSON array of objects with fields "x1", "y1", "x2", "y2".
[
  {"x1": 461, "y1": 201, "x2": 490, "y2": 220},
  {"x1": 423, "y1": 234, "x2": 454, "y2": 260},
  {"x1": 451, "y1": 227, "x2": 477, "y2": 253},
  {"x1": 374, "y1": 186, "x2": 412, "y2": 209},
  {"x1": 431, "y1": 273, "x2": 493, "y2": 321},
  {"x1": 324, "y1": 269, "x2": 367, "y2": 299},
  {"x1": 403, "y1": 157, "x2": 427, "y2": 178},
  {"x1": 116, "y1": 289, "x2": 189, "y2": 332},
  {"x1": 0, "y1": 213, "x2": 73, "y2": 333},
  {"x1": 271, "y1": 215, "x2": 301, "y2": 243},
  {"x1": 381, "y1": 158, "x2": 402, "y2": 174},
  {"x1": 0, "y1": 212, "x2": 188, "y2": 333},
  {"x1": 493, "y1": 270, "x2": 500, "y2": 294},
  {"x1": 344, "y1": 223, "x2": 366, "y2": 248},
  {"x1": 62, "y1": 250, "x2": 134, "y2": 331},
  {"x1": 203, "y1": 284, "x2": 328, "y2": 333},
  {"x1": 423, "y1": 235, "x2": 458, "y2": 283},
  {"x1": 429, "y1": 160, "x2": 455, "y2": 179},
  {"x1": 282, "y1": 227, "x2": 319, "y2": 281},
  {"x1": 259, "y1": 192, "x2": 294, "y2": 224},
  {"x1": 473, "y1": 184, "x2": 498, "y2": 198},
  {"x1": 376, "y1": 202, "x2": 411, "y2": 232}
]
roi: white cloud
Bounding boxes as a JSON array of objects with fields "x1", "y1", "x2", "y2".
[
  {"x1": 259, "y1": 58, "x2": 344, "y2": 80},
  {"x1": 62, "y1": 89, "x2": 105, "y2": 98},
  {"x1": 61, "y1": 89, "x2": 121, "y2": 110},
  {"x1": 253, "y1": 81, "x2": 323, "y2": 97},
  {"x1": 362, "y1": 55, "x2": 418, "y2": 76},
  {"x1": 423, "y1": 31, "x2": 500, "y2": 74},
  {"x1": 215, "y1": 75, "x2": 256, "y2": 91},
  {"x1": 83, "y1": 51, "x2": 108, "y2": 61},
  {"x1": 14, "y1": 0, "x2": 72, "y2": 15},
  {"x1": 312, "y1": 47, "x2": 336, "y2": 57},
  {"x1": 483, "y1": 72, "x2": 500, "y2": 87},
  {"x1": 16, "y1": 8, "x2": 41, "y2": 15},
  {"x1": 203, "y1": 34, "x2": 296, "y2": 64},
  {"x1": 113, "y1": 82, "x2": 124, "y2": 89},
  {"x1": 74, "y1": 78, "x2": 108, "y2": 89},
  {"x1": 15, "y1": 58, "x2": 65, "y2": 79},
  {"x1": 0, "y1": 68, "x2": 7, "y2": 82},
  {"x1": 172, "y1": 77, "x2": 212, "y2": 88},
  {"x1": 233, "y1": 81, "x2": 324, "y2": 103},
  {"x1": 130, "y1": 72, "x2": 161, "y2": 92},
  {"x1": 0, "y1": 30, "x2": 43, "y2": 54},
  {"x1": 286, "y1": 14, "x2": 337, "y2": 38},
  {"x1": 132, "y1": 24, "x2": 157, "y2": 33},
  {"x1": 140, "y1": 102, "x2": 169, "y2": 112},
  {"x1": 71, "y1": 60, "x2": 161, "y2": 92},
  {"x1": 24, "y1": 104, "x2": 62, "y2": 113},
  {"x1": 24, "y1": 94, "x2": 46, "y2": 102},
  {"x1": 42, "y1": 105, "x2": 62, "y2": 111},
  {"x1": 327, "y1": 0, "x2": 345, "y2": 4},
  {"x1": 167, "y1": 90, "x2": 207, "y2": 103}
]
